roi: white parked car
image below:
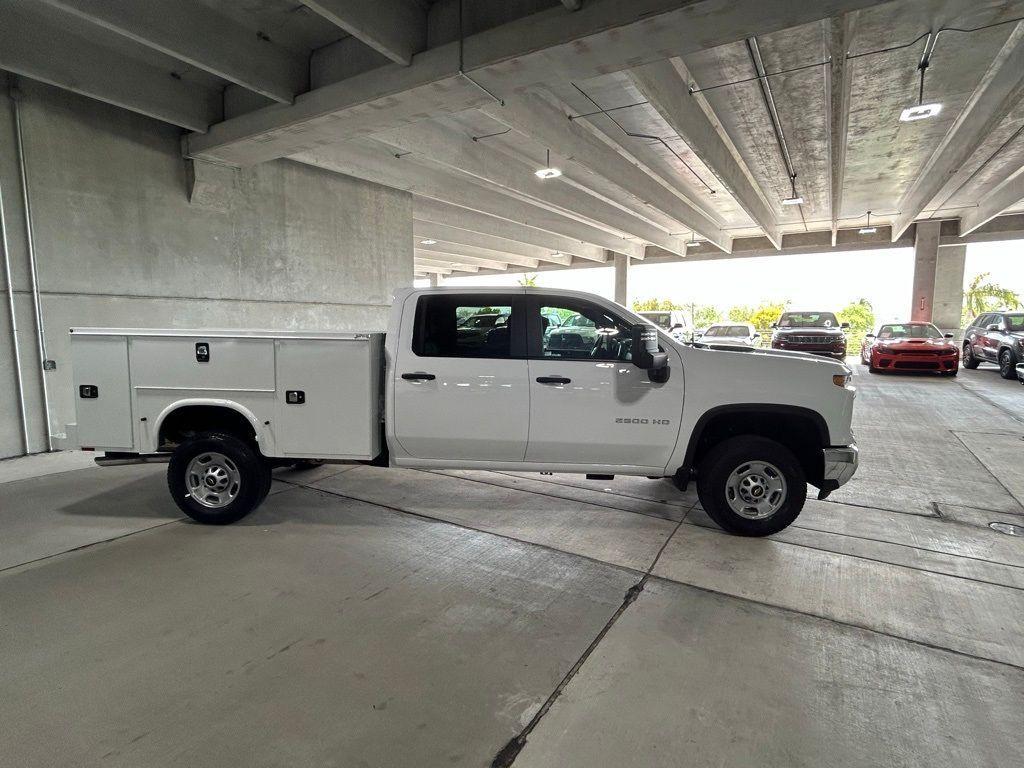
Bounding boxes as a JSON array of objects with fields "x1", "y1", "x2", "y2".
[
  {"x1": 696, "y1": 323, "x2": 760, "y2": 347},
  {"x1": 638, "y1": 310, "x2": 692, "y2": 342},
  {"x1": 69, "y1": 287, "x2": 857, "y2": 537}
]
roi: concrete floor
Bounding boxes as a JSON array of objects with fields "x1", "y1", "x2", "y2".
[{"x1": 1, "y1": 362, "x2": 1023, "y2": 768}]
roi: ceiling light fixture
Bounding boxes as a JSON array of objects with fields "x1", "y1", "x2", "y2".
[
  {"x1": 535, "y1": 148, "x2": 562, "y2": 179},
  {"x1": 419, "y1": 239, "x2": 437, "y2": 245},
  {"x1": 858, "y1": 211, "x2": 877, "y2": 234},
  {"x1": 686, "y1": 232, "x2": 701, "y2": 249},
  {"x1": 899, "y1": 103, "x2": 942, "y2": 122},
  {"x1": 781, "y1": 174, "x2": 803, "y2": 206},
  {"x1": 900, "y1": 32, "x2": 942, "y2": 122}
]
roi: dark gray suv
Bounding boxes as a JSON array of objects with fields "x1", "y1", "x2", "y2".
[{"x1": 962, "y1": 311, "x2": 1024, "y2": 379}]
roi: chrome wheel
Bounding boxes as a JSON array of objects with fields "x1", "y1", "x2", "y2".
[
  {"x1": 725, "y1": 461, "x2": 787, "y2": 520},
  {"x1": 186, "y1": 452, "x2": 241, "y2": 509}
]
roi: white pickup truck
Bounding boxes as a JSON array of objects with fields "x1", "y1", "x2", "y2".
[{"x1": 69, "y1": 286, "x2": 857, "y2": 536}]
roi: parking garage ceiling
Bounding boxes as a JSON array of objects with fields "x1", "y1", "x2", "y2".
[{"x1": 3, "y1": 0, "x2": 1024, "y2": 277}]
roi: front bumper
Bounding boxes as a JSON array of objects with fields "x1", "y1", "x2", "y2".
[
  {"x1": 818, "y1": 444, "x2": 858, "y2": 498},
  {"x1": 1017, "y1": 363, "x2": 1024, "y2": 383}
]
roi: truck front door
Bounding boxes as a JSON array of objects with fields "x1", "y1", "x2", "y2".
[
  {"x1": 392, "y1": 292, "x2": 529, "y2": 462},
  {"x1": 525, "y1": 296, "x2": 684, "y2": 470}
]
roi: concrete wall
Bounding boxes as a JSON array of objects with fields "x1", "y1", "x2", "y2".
[{"x1": 0, "y1": 75, "x2": 413, "y2": 459}]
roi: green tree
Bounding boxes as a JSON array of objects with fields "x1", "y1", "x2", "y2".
[
  {"x1": 730, "y1": 301, "x2": 788, "y2": 333},
  {"x1": 838, "y1": 298, "x2": 875, "y2": 355},
  {"x1": 518, "y1": 273, "x2": 538, "y2": 287},
  {"x1": 690, "y1": 304, "x2": 723, "y2": 329},
  {"x1": 632, "y1": 297, "x2": 684, "y2": 311},
  {"x1": 962, "y1": 272, "x2": 1021, "y2": 325}
]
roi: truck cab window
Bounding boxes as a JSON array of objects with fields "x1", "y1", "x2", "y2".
[
  {"x1": 413, "y1": 295, "x2": 518, "y2": 358},
  {"x1": 537, "y1": 301, "x2": 633, "y2": 360}
]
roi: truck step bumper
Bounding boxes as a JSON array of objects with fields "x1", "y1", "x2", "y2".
[{"x1": 817, "y1": 444, "x2": 858, "y2": 498}]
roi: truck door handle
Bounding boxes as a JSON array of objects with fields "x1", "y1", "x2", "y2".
[
  {"x1": 402, "y1": 372, "x2": 436, "y2": 381},
  {"x1": 536, "y1": 376, "x2": 571, "y2": 385}
]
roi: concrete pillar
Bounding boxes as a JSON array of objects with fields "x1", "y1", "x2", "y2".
[
  {"x1": 932, "y1": 245, "x2": 966, "y2": 333},
  {"x1": 613, "y1": 252, "x2": 630, "y2": 307},
  {"x1": 428, "y1": 273, "x2": 440, "y2": 287},
  {"x1": 910, "y1": 221, "x2": 940, "y2": 321}
]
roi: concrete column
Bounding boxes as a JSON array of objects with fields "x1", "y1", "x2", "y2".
[
  {"x1": 428, "y1": 273, "x2": 440, "y2": 287},
  {"x1": 910, "y1": 221, "x2": 940, "y2": 321},
  {"x1": 613, "y1": 252, "x2": 630, "y2": 306},
  {"x1": 932, "y1": 245, "x2": 966, "y2": 333}
]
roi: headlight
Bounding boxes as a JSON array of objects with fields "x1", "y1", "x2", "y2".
[{"x1": 833, "y1": 373, "x2": 852, "y2": 388}]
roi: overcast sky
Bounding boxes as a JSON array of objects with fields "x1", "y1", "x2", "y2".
[{"x1": 435, "y1": 240, "x2": 1024, "y2": 325}]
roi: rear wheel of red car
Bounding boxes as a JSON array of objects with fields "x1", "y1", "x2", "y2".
[
  {"x1": 962, "y1": 343, "x2": 980, "y2": 369},
  {"x1": 696, "y1": 436, "x2": 806, "y2": 537},
  {"x1": 999, "y1": 349, "x2": 1017, "y2": 380}
]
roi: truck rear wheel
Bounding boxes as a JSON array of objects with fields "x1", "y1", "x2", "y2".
[
  {"x1": 696, "y1": 436, "x2": 806, "y2": 536},
  {"x1": 167, "y1": 432, "x2": 271, "y2": 525}
]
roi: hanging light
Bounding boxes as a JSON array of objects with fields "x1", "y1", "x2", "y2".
[
  {"x1": 858, "y1": 211, "x2": 877, "y2": 235},
  {"x1": 900, "y1": 35, "x2": 942, "y2": 122},
  {"x1": 781, "y1": 174, "x2": 803, "y2": 206},
  {"x1": 419, "y1": 239, "x2": 437, "y2": 245},
  {"x1": 686, "y1": 232, "x2": 701, "y2": 250},
  {"x1": 535, "y1": 148, "x2": 562, "y2": 179}
]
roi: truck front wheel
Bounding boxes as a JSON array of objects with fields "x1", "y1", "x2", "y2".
[
  {"x1": 167, "y1": 432, "x2": 271, "y2": 525},
  {"x1": 696, "y1": 436, "x2": 806, "y2": 536}
]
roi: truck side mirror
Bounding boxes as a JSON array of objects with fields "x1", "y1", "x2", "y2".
[
  {"x1": 770, "y1": 322, "x2": 778, "y2": 329},
  {"x1": 986, "y1": 323, "x2": 1001, "y2": 331},
  {"x1": 865, "y1": 333, "x2": 876, "y2": 339},
  {"x1": 840, "y1": 322, "x2": 850, "y2": 329},
  {"x1": 631, "y1": 324, "x2": 668, "y2": 372},
  {"x1": 944, "y1": 333, "x2": 954, "y2": 338}
]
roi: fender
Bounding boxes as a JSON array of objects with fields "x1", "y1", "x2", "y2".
[
  {"x1": 149, "y1": 398, "x2": 270, "y2": 454},
  {"x1": 679, "y1": 403, "x2": 830, "y2": 475}
]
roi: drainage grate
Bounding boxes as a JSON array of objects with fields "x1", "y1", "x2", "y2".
[{"x1": 989, "y1": 521, "x2": 1023, "y2": 536}]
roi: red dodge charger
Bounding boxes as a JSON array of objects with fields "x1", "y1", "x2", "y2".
[{"x1": 860, "y1": 322, "x2": 959, "y2": 375}]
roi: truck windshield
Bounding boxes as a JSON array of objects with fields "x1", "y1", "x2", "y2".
[{"x1": 778, "y1": 312, "x2": 839, "y2": 328}]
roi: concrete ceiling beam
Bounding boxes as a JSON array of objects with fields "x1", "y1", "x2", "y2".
[
  {"x1": 414, "y1": 263, "x2": 454, "y2": 275},
  {"x1": 415, "y1": 256, "x2": 480, "y2": 273},
  {"x1": 826, "y1": 12, "x2": 857, "y2": 245},
  {"x1": 413, "y1": 198, "x2": 613, "y2": 262},
  {"x1": 413, "y1": 221, "x2": 574, "y2": 266},
  {"x1": 379, "y1": 120, "x2": 681, "y2": 254},
  {"x1": 0, "y1": 3, "x2": 216, "y2": 132},
  {"x1": 959, "y1": 168, "x2": 1024, "y2": 235},
  {"x1": 415, "y1": 248, "x2": 514, "y2": 271},
  {"x1": 481, "y1": 93, "x2": 731, "y2": 253},
  {"x1": 294, "y1": 142, "x2": 644, "y2": 258},
  {"x1": 185, "y1": 0, "x2": 889, "y2": 164},
  {"x1": 892, "y1": 22, "x2": 1024, "y2": 241},
  {"x1": 629, "y1": 58, "x2": 781, "y2": 248},
  {"x1": 298, "y1": 0, "x2": 425, "y2": 66},
  {"x1": 37, "y1": 0, "x2": 304, "y2": 104}
]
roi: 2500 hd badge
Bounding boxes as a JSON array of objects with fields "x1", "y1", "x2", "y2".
[{"x1": 615, "y1": 417, "x2": 671, "y2": 425}]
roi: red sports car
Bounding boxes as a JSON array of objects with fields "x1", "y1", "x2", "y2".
[{"x1": 860, "y1": 322, "x2": 959, "y2": 375}]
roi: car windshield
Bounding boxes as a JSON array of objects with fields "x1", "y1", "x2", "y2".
[
  {"x1": 778, "y1": 312, "x2": 838, "y2": 328},
  {"x1": 704, "y1": 325, "x2": 749, "y2": 337},
  {"x1": 458, "y1": 314, "x2": 504, "y2": 328},
  {"x1": 641, "y1": 312, "x2": 672, "y2": 329},
  {"x1": 562, "y1": 313, "x2": 595, "y2": 328},
  {"x1": 877, "y1": 323, "x2": 942, "y2": 339},
  {"x1": 1007, "y1": 314, "x2": 1024, "y2": 331}
]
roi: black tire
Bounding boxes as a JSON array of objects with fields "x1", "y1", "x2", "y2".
[
  {"x1": 167, "y1": 432, "x2": 271, "y2": 525},
  {"x1": 943, "y1": 368, "x2": 958, "y2": 377},
  {"x1": 962, "y1": 342, "x2": 979, "y2": 369},
  {"x1": 290, "y1": 459, "x2": 325, "y2": 470},
  {"x1": 868, "y1": 364, "x2": 879, "y2": 374},
  {"x1": 696, "y1": 436, "x2": 806, "y2": 536},
  {"x1": 999, "y1": 348, "x2": 1017, "y2": 380}
]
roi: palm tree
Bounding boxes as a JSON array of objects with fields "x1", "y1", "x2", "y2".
[
  {"x1": 962, "y1": 272, "x2": 1021, "y2": 324},
  {"x1": 518, "y1": 273, "x2": 538, "y2": 287}
]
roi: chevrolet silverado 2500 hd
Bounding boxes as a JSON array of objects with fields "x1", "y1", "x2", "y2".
[{"x1": 68, "y1": 287, "x2": 858, "y2": 536}]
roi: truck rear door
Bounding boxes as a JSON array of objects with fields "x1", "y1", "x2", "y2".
[{"x1": 392, "y1": 292, "x2": 529, "y2": 462}]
